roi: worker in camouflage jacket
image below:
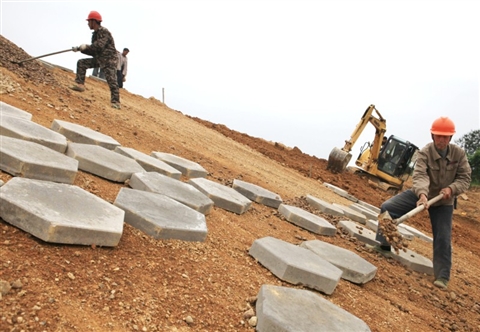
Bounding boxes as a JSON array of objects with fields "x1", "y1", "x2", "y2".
[{"x1": 71, "y1": 11, "x2": 121, "y2": 109}]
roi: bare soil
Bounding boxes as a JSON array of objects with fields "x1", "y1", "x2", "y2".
[{"x1": 1, "y1": 35, "x2": 480, "y2": 332}]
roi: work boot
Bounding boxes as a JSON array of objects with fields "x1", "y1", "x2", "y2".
[
  {"x1": 433, "y1": 278, "x2": 448, "y2": 289},
  {"x1": 70, "y1": 84, "x2": 85, "y2": 92},
  {"x1": 365, "y1": 244, "x2": 393, "y2": 258},
  {"x1": 111, "y1": 103, "x2": 121, "y2": 110}
]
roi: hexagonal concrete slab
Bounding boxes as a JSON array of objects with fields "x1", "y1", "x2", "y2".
[
  {"x1": 278, "y1": 204, "x2": 336, "y2": 236},
  {"x1": 0, "y1": 136, "x2": 78, "y2": 184},
  {"x1": 129, "y1": 172, "x2": 214, "y2": 215},
  {"x1": 66, "y1": 142, "x2": 145, "y2": 182},
  {"x1": 189, "y1": 177, "x2": 252, "y2": 215},
  {"x1": 0, "y1": 177, "x2": 124, "y2": 246},
  {"x1": 256, "y1": 285, "x2": 371, "y2": 332},
  {"x1": 300, "y1": 239, "x2": 377, "y2": 284},
  {"x1": 0, "y1": 101, "x2": 32, "y2": 120},
  {"x1": 306, "y1": 194, "x2": 344, "y2": 217},
  {"x1": 1, "y1": 114, "x2": 68, "y2": 153},
  {"x1": 114, "y1": 146, "x2": 182, "y2": 179},
  {"x1": 249, "y1": 236, "x2": 342, "y2": 295},
  {"x1": 151, "y1": 151, "x2": 208, "y2": 178},
  {"x1": 232, "y1": 179, "x2": 282, "y2": 208},
  {"x1": 114, "y1": 188, "x2": 208, "y2": 242},
  {"x1": 51, "y1": 119, "x2": 121, "y2": 150}
]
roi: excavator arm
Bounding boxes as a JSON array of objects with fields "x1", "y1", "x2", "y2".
[{"x1": 327, "y1": 104, "x2": 386, "y2": 173}]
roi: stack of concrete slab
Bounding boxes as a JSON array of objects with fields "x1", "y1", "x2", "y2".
[{"x1": 0, "y1": 177, "x2": 124, "y2": 246}]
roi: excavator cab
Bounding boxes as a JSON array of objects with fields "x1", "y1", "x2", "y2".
[{"x1": 377, "y1": 135, "x2": 418, "y2": 178}]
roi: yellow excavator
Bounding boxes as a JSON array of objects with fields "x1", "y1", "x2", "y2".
[{"x1": 327, "y1": 104, "x2": 419, "y2": 194}]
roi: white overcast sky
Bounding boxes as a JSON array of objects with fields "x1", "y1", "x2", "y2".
[{"x1": 1, "y1": 0, "x2": 479, "y2": 161}]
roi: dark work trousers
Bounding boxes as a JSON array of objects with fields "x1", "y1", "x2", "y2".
[
  {"x1": 75, "y1": 58, "x2": 120, "y2": 104},
  {"x1": 376, "y1": 189, "x2": 453, "y2": 281},
  {"x1": 117, "y1": 66, "x2": 124, "y2": 88}
]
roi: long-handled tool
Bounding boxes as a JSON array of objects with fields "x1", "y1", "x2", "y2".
[
  {"x1": 12, "y1": 48, "x2": 73, "y2": 65},
  {"x1": 378, "y1": 193, "x2": 444, "y2": 252}
]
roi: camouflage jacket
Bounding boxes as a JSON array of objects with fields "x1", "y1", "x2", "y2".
[
  {"x1": 412, "y1": 142, "x2": 471, "y2": 206},
  {"x1": 81, "y1": 26, "x2": 117, "y2": 68}
]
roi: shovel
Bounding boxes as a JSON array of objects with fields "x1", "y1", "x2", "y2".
[
  {"x1": 378, "y1": 193, "x2": 444, "y2": 252},
  {"x1": 12, "y1": 48, "x2": 73, "y2": 65}
]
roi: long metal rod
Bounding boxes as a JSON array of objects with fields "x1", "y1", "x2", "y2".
[
  {"x1": 394, "y1": 193, "x2": 444, "y2": 225},
  {"x1": 14, "y1": 49, "x2": 73, "y2": 64}
]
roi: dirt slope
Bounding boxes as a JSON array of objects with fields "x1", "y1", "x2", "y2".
[{"x1": 1, "y1": 35, "x2": 480, "y2": 332}]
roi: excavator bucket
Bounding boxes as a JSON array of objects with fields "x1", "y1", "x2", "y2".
[{"x1": 327, "y1": 147, "x2": 352, "y2": 173}]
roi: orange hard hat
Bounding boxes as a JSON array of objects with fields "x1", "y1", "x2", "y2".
[
  {"x1": 430, "y1": 117, "x2": 456, "y2": 136},
  {"x1": 86, "y1": 11, "x2": 102, "y2": 22}
]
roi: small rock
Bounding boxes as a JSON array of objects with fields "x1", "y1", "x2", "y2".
[
  {"x1": 0, "y1": 279, "x2": 12, "y2": 295},
  {"x1": 185, "y1": 315, "x2": 194, "y2": 324},
  {"x1": 248, "y1": 316, "x2": 257, "y2": 327}
]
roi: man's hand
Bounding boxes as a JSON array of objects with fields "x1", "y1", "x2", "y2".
[
  {"x1": 72, "y1": 46, "x2": 80, "y2": 52},
  {"x1": 122, "y1": 77, "x2": 126, "y2": 82},
  {"x1": 440, "y1": 187, "x2": 452, "y2": 200},
  {"x1": 416, "y1": 194, "x2": 429, "y2": 209},
  {"x1": 79, "y1": 44, "x2": 88, "y2": 51}
]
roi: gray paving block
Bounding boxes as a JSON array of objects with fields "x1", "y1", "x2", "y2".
[
  {"x1": 151, "y1": 151, "x2": 208, "y2": 178},
  {"x1": 0, "y1": 136, "x2": 78, "y2": 184},
  {"x1": 114, "y1": 146, "x2": 182, "y2": 179},
  {"x1": 256, "y1": 285, "x2": 371, "y2": 332},
  {"x1": 0, "y1": 114, "x2": 68, "y2": 153},
  {"x1": 129, "y1": 172, "x2": 214, "y2": 215},
  {"x1": 400, "y1": 224, "x2": 433, "y2": 243},
  {"x1": 51, "y1": 119, "x2": 121, "y2": 150},
  {"x1": 0, "y1": 177, "x2": 124, "y2": 246},
  {"x1": 333, "y1": 203, "x2": 367, "y2": 224},
  {"x1": 394, "y1": 248, "x2": 433, "y2": 275},
  {"x1": 306, "y1": 195, "x2": 344, "y2": 217},
  {"x1": 278, "y1": 204, "x2": 336, "y2": 236},
  {"x1": 0, "y1": 101, "x2": 32, "y2": 120},
  {"x1": 366, "y1": 219, "x2": 415, "y2": 241},
  {"x1": 66, "y1": 143, "x2": 145, "y2": 182},
  {"x1": 249, "y1": 236, "x2": 342, "y2": 295},
  {"x1": 323, "y1": 182, "x2": 359, "y2": 202},
  {"x1": 114, "y1": 188, "x2": 207, "y2": 242},
  {"x1": 300, "y1": 240, "x2": 377, "y2": 284},
  {"x1": 189, "y1": 177, "x2": 251, "y2": 215},
  {"x1": 357, "y1": 200, "x2": 381, "y2": 214},
  {"x1": 338, "y1": 220, "x2": 379, "y2": 246},
  {"x1": 349, "y1": 203, "x2": 379, "y2": 220},
  {"x1": 231, "y1": 179, "x2": 282, "y2": 208}
]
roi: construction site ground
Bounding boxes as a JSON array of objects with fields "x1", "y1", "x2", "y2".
[{"x1": 1, "y1": 35, "x2": 479, "y2": 332}]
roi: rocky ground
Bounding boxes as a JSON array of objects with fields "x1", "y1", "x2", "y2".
[{"x1": 1, "y1": 35, "x2": 480, "y2": 332}]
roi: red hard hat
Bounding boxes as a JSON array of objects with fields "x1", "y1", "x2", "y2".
[
  {"x1": 86, "y1": 11, "x2": 102, "y2": 22},
  {"x1": 430, "y1": 117, "x2": 456, "y2": 136}
]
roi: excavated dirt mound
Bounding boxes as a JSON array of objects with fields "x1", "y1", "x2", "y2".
[{"x1": 1, "y1": 35, "x2": 480, "y2": 332}]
